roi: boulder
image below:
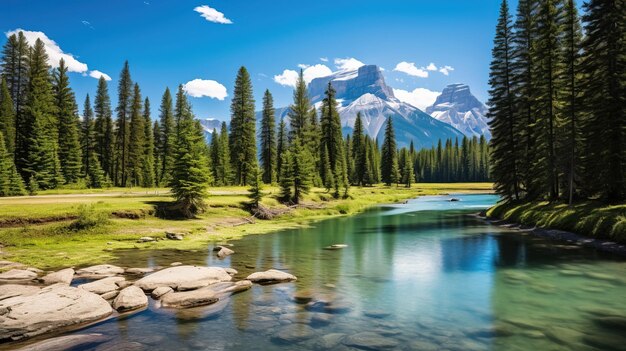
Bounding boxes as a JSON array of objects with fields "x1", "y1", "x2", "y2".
[
  {"x1": 246, "y1": 269, "x2": 297, "y2": 284},
  {"x1": 75, "y1": 264, "x2": 124, "y2": 279},
  {"x1": 217, "y1": 246, "x2": 235, "y2": 259},
  {"x1": 211, "y1": 280, "x2": 252, "y2": 297},
  {"x1": 151, "y1": 286, "x2": 173, "y2": 299},
  {"x1": 165, "y1": 232, "x2": 184, "y2": 241},
  {"x1": 100, "y1": 291, "x2": 119, "y2": 300},
  {"x1": 78, "y1": 277, "x2": 125, "y2": 295},
  {"x1": 170, "y1": 262, "x2": 183, "y2": 266},
  {"x1": 137, "y1": 237, "x2": 155, "y2": 243},
  {"x1": 41, "y1": 268, "x2": 74, "y2": 285},
  {"x1": 160, "y1": 288, "x2": 218, "y2": 309},
  {"x1": 112, "y1": 286, "x2": 148, "y2": 312},
  {"x1": 323, "y1": 244, "x2": 348, "y2": 250},
  {"x1": 364, "y1": 310, "x2": 392, "y2": 319},
  {"x1": 125, "y1": 268, "x2": 154, "y2": 275},
  {"x1": 14, "y1": 333, "x2": 111, "y2": 351},
  {"x1": 224, "y1": 267, "x2": 238, "y2": 275},
  {"x1": 0, "y1": 285, "x2": 113, "y2": 341},
  {"x1": 342, "y1": 332, "x2": 398, "y2": 350},
  {"x1": 272, "y1": 324, "x2": 316, "y2": 343},
  {"x1": 315, "y1": 333, "x2": 347, "y2": 350},
  {"x1": 0, "y1": 269, "x2": 37, "y2": 282},
  {"x1": 134, "y1": 266, "x2": 232, "y2": 291},
  {"x1": 0, "y1": 284, "x2": 40, "y2": 301}
]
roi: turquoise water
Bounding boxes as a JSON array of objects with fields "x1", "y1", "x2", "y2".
[{"x1": 8, "y1": 194, "x2": 626, "y2": 350}]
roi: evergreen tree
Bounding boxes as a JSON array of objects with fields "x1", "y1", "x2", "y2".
[
  {"x1": 158, "y1": 87, "x2": 175, "y2": 184},
  {"x1": 319, "y1": 82, "x2": 348, "y2": 197},
  {"x1": 288, "y1": 70, "x2": 313, "y2": 142},
  {"x1": 169, "y1": 95, "x2": 210, "y2": 218},
  {"x1": 380, "y1": 117, "x2": 400, "y2": 186},
  {"x1": 276, "y1": 117, "x2": 287, "y2": 182},
  {"x1": 217, "y1": 121, "x2": 231, "y2": 185},
  {"x1": 81, "y1": 94, "x2": 103, "y2": 187},
  {"x1": 278, "y1": 150, "x2": 294, "y2": 203},
  {"x1": 127, "y1": 83, "x2": 145, "y2": 186},
  {"x1": 0, "y1": 132, "x2": 25, "y2": 196},
  {"x1": 94, "y1": 76, "x2": 114, "y2": 181},
  {"x1": 142, "y1": 97, "x2": 155, "y2": 187},
  {"x1": 260, "y1": 89, "x2": 276, "y2": 184},
  {"x1": 229, "y1": 66, "x2": 257, "y2": 186},
  {"x1": 488, "y1": 0, "x2": 521, "y2": 201},
  {"x1": 0, "y1": 78, "x2": 15, "y2": 155},
  {"x1": 209, "y1": 128, "x2": 220, "y2": 183},
  {"x1": 352, "y1": 112, "x2": 366, "y2": 186},
  {"x1": 290, "y1": 137, "x2": 313, "y2": 203},
  {"x1": 153, "y1": 120, "x2": 162, "y2": 185},
  {"x1": 401, "y1": 148, "x2": 415, "y2": 187},
  {"x1": 248, "y1": 165, "x2": 263, "y2": 209},
  {"x1": 53, "y1": 59, "x2": 82, "y2": 184},
  {"x1": 114, "y1": 61, "x2": 132, "y2": 187}
]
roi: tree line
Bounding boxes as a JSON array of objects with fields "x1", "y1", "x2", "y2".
[{"x1": 488, "y1": 0, "x2": 625, "y2": 204}]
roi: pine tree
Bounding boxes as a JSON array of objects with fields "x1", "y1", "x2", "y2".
[
  {"x1": 580, "y1": 0, "x2": 626, "y2": 202},
  {"x1": 158, "y1": 87, "x2": 175, "y2": 184},
  {"x1": 94, "y1": 76, "x2": 114, "y2": 181},
  {"x1": 209, "y1": 128, "x2": 220, "y2": 184},
  {"x1": 0, "y1": 78, "x2": 15, "y2": 155},
  {"x1": 352, "y1": 112, "x2": 367, "y2": 186},
  {"x1": 127, "y1": 83, "x2": 145, "y2": 187},
  {"x1": 53, "y1": 59, "x2": 82, "y2": 184},
  {"x1": 0, "y1": 132, "x2": 25, "y2": 196},
  {"x1": 153, "y1": 120, "x2": 162, "y2": 185},
  {"x1": 217, "y1": 121, "x2": 231, "y2": 185},
  {"x1": 488, "y1": 0, "x2": 521, "y2": 201},
  {"x1": 142, "y1": 97, "x2": 155, "y2": 187},
  {"x1": 229, "y1": 67, "x2": 257, "y2": 186},
  {"x1": 169, "y1": 95, "x2": 210, "y2": 218},
  {"x1": 401, "y1": 148, "x2": 415, "y2": 187},
  {"x1": 381, "y1": 117, "x2": 400, "y2": 186},
  {"x1": 22, "y1": 39, "x2": 63, "y2": 190},
  {"x1": 248, "y1": 165, "x2": 263, "y2": 209},
  {"x1": 114, "y1": 61, "x2": 132, "y2": 186},
  {"x1": 260, "y1": 89, "x2": 276, "y2": 184},
  {"x1": 319, "y1": 82, "x2": 348, "y2": 197},
  {"x1": 81, "y1": 94, "x2": 103, "y2": 188},
  {"x1": 291, "y1": 137, "x2": 313, "y2": 203},
  {"x1": 288, "y1": 70, "x2": 313, "y2": 142},
  {"x1": 276, "y1": 117, "x2": 287, "y2": 182},
  {"x1": 278, "y1": 150, "x2": 294, "y2": 203}
]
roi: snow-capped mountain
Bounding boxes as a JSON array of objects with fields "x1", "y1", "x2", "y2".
[
  {"x1": 271, "y1": 65, "x2": 463, "y2": 149},
  {"x1": 199, "y1": 118, "x2": 222, "y2": 133},
  {"x1": 425, "y1": 83, "x2": 491, "y2": 139}
]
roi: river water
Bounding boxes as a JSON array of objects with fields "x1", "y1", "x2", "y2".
[{"x1": 11, "y1": 194, "x2": 626, "y2": 350}]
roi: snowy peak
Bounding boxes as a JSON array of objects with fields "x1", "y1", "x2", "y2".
[
  {"x1": 426, "y1": 84, "x2": 491, "y2": 139},
  {"x1": 199, "y1": 118, "x2": 222, "y2": 133},
  {"x1": 308, "y1": 65, "x2": 395, "y2": 105}
]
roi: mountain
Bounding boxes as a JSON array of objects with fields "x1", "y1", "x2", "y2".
[
  {"x1": 425, "y1": 83, "x2": 491, "y2": 139},
  {"x1": 269, "y1": 65, "x2": 463, "y2": 149},
  {"x1": 198, "y1": 118, "x2": 222, "y2": 142}
]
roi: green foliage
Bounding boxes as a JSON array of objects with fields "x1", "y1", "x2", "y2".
[
  {"x1": 260, "y1": 89, "x2": 276, "y2": 184},
  {"x1": 68, "y1": 204, "x2": 110, "y2": 231},
  {"x1": 142, "y1": 97, "x2": 155, "y2": 187},
  {"x1": 381, "y1": 117, "x2": 400, "y2": 186},
  {"x1": 320, "y1": 82, "x2": 348, "y2": 197},
  {"x1": 229, "y1": 66, "x2": 257, "y2": 186},
  {"x1": 248, "y1": 165, "x2": 263, "y2": 209},
  {"x1": 81, "y1": 94, "x2": 104, "y2": 188},
  {"x1": 0, "y1": 132, "x2": 25, "y2": 196},
  {"x1": 0, "y1": 78, "x2": 15, "y2": 155},
  {"x1": 127, "y1": 84, "x2": 145, "y2": 187},
  {"x1": 114, "y1": 61, "x2": 133, "y2": 187},
  {"x1": 276, "y1": 117, "x2": 288, "y2": 182},
  {"x1": 157, "y1": 87, "x2": 174, "y2": 185},
  {"x1": 94, "y1": 76, "x2": 115, "y2": 180},
  {"x1": 278, "y1": 150, "x2": 294, "y2": 203}
]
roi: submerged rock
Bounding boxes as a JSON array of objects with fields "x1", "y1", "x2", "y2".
[
  {"x1": 272, "y1": 324, "x2": 316, "y2": 343},
  {"x1": 246, "y1": 269, "x2": 297, "y2": 284},
  {"x1": 75, "y1": 264, "x2": 124, "y2": 279},
  {"x1": 78, "y1": 276, "x2": 125, "y2": 295},
  {"x1": 112, "y1": 286, "x2": 148, "y2": 312},
  {"x1": 94, "y1": 341, "x2": 146, "y2": 351},
  {"x1": 323, "y1": 244, "x2": 348, "y2": 250},
  {"x1": 216, "y1": 246, "x2": 235, "y2": 259},
  {"x1": 14, "y1": 333, "x2": 111, "y2": 351},
  {"x1": 0, "y1": 284, "x2": 112, "y2": 341},
  {"x1": 41, "y1": 268, "x2": 74, "y2": 285},
  {"x1": 134, "y1": 265, "x2": 232, "y2": 291},
  {"x1": 342, "y1": 332, "x2": 398, "y2": 350}
]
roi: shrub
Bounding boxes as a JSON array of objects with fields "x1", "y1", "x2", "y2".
[{"x1": 68, "y1": 204, "x2": 109, "y2": 230}]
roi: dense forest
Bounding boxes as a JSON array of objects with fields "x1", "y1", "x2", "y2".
[
  {"x1": 0, "y1": 32, "x2": 490, "y2": 209},
  {"x1": 488, "y1": 0, "x2": 625, "y2": 204}
]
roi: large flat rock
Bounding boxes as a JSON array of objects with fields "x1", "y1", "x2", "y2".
[
  {"x1": 75, "y1": 264, "x2": 124, "y2": 279},
  {"x1": 41, "y1": 268, "x2": 74, "y2": 285},
  {"x1": 0, "y1": 269, "x2": 38, "y2": 282},
  {"x1": 112, "y1": 286, "x2": 148, "y2": 312},
  {"x1": 0, "y1": 284, "x2": 113, "y2": 341},
  {"x1": 134, "y1": 265, "x2": 232, "y2": 291},
  {"x1": 160, "y1": 287, "x2": 218, "y2": 309},
  {"x1": 246, "y1": 269, "x2": 297, "y2": 284},
  {"x1": 0, "y1": 285, "x2": 40, "y2": 301},
  {"x1": 78, "y1": 276, "x2": 125, "y2": 295}
]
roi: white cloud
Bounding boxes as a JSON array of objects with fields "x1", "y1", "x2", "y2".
[
  {"x1": 394, "y1": 61, "x2": 429, "y2": 78},
  {"x1": 426, "y1": 62, "x2": 437, "y2": 71},
  {"x1": 194, "y1": 5, "x2": 232, "y2": 24},
  {"x1": 393, "y1": 88, "x2": 440, "y2": 110},
  {"x1": 183, "y1": 79, "x2": 228, "y2": 100},
  {"x1": 6, "y1": 29, "x2": 88, "y2": 73},
  {"x1": 274, "y1": 64, "x2": 332, "y2": 87},
  {"x1": 439, "y1": 65, "x2": 455, "y2": 76},
  {"x1": 297, "y1": 63, "x2": 310, "y2": 69},
  {"x1": 334, "y1": 57, "x2": 364, "y2": 71},
  {"x1": 273, "y1": 69, "x2": 299, "y2": 87},
  {"x1": 302, "y1": 64, "x2": 332, "y2": 83},
  {"x1": 89, "y1": 70, "x2": 111, "y2": 81},
  {"x1": 320, "y1": 57, "x2": 329, "y2": 62}
]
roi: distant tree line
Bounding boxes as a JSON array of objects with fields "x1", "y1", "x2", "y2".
[{"x1": 488, "y1": 0, "x2": 625, "y2": 204}]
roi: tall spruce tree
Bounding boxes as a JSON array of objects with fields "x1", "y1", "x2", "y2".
[
  {"x1": 488, "y1": 0, "x2": 521, "y2": 201},
  {"x1": 0, "y1": 132, "x2": 25, "y2": 196},
  {"x1": 142, "y1": 97, "x2": 155, "y2": 187},
  {"x1": 127, "y1": 83, "x2": 145, "y2": 187},
  {"x1": 276, "y1": 117, "x2": 287, "y2": 182},
  {"x1": 260, "y1": 89, "x2": 276, "y2": 184},
  {"x1": 209, "y1": 128, "x2": 220, "y2": 183},
  {"x1": 114, "y1": 61, "x2": 132, "y2": 186},
  {"x1": 229, "y1": 67, "x2": 257, "y2": 186},
  {"x1": 352, "y1": 112, "x2": 367, "y2": 186},
  {"x1": 53, "y1": 59, "x2": 82, "y2": 184},
  {"x1": 0, "y1": 78, "x2": 15, "y2": 155},
  {"x1": 288, "y1": 70, "x2": 313, "y2": 142},
  {"x1": 289, "y1": 137, "x2": 313, "y2": 203},
  {"x1": 153, "y1": 119, "x2": 161, "y2": 185},
  {"x1": 381, "y1": 117, "x2": 400, "y2": 186},
  {"x1": 158, "y1": 87, "x2": 175, "y2": 185},
  {"x1": 217, "y1": 121, "x2": 231, "y2": 185},
  {"x1": 81, "y1": 94, "x2": 103, "y2": 187},
  {"x1": 319, "y1": 82, "x2": 348, "y2": 197},
  {"x1": 94, "y1": 76, "x2": 114, "y2": 181}
]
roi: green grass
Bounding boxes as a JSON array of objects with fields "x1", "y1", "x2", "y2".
[
  {"x1": 487, "y1": 201, "x2": 626, "y2": 243},
  {"x1": 0, "y1": 183, "x2": 493, "y2": 269}
]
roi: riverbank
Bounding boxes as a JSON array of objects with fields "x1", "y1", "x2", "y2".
[
  {"x1": 486, "y1": 201, "x2": 626, "y2": 246},
  {"x1": 0, "y1": 183, "x2": 493, "y2": 269}
]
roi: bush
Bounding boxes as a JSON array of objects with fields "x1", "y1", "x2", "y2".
[{"x1": 68, "y1": 204, "x2": 109, "y2": 230}]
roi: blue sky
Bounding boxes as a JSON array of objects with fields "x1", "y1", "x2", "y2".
[{"x1": 1, "y1": 0, "x2": 504, "y2": 121}]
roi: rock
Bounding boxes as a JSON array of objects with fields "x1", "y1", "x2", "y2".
[
  {"x1": 172, "y1": 297, "x2": 231, "y2": 320},
  {"x1": 407, "y1": 340, "x2": 439, "y2": 351},
  {"x1": 342, "y1": 332, "x2": 398, "y2": 350},
  {"x1": 585, "y1": 272, "x2": 620, "y2": 283},
  {"x1": 160, "y1": 287, "x2": 218, "y2": 308},
  {"x1": 217, "y1": 246, "x2": 235, "y2": 259},
  {"x1": 75, "y1": 264, "x2": 124, "y2": 279},
  {"x1": 41, "y1": 268, "x2": 74, "y2": 285},
  {"x1": 100, "y1": 291, "x2": 119, "y2": 300},
  {"x1": 224, "y1": 267, "x2": 238, "y2": 275},
  {"x1": 211, "y1": 280, "x2": 252, "y2": 297},
  {"x1": 315, "y1": 333, "x2": 346, "y2": 349},
  {"x1": 246, "y1": 269, "x2": 297, "y2": 284},
  {"x1": 0, "y1": 284, "x2": 40, "y2": 301},
  {"x1": 583, "y1": 334, "x2": 626, "y2": 351},
  {"x1": 137, "y1": 237, "x2": 155, "y2": 243},
  {"x1": 26, "y1": 267, "x2": 43, "y2": 274},
  {"x1": 364, "y1": 310, "x2": 391, "y2": 319},
  {"x1": 165, "y1": 232, "x2": 184, "y2": 241},
  {"x1": 95, "y1": 341, "x2": 146, "y2": 351},
  {"x1": 544, "y1": 326, "x2": 582, "y2": 345},
  {"x1": 134, "y1": 265, "x2": 232, "y2": 291},
  {"x1": 593, "y1": 316, "x2": 626, "y2": 331},
  {"x1": 0, "y1": 285, "x2": 113, "y2": 340},
  {"x1": 293, "y1": 291, "x2": 315, "y2": 304},
  {"x1": 15, "y1": 333, "x2": 111, "y2": 351},
  {"x1": 323, "y1": 244, "x2": 348, "y2": 250},
  {"x1": 125, "y1": 268, "x2": 154, "y2": 275},
  {"x1": 0, "y1": 269, "x2": 37, "y2": 282},
  {"x1": 116, "y1": 280, "x2": 133, "y2": 289},
  {"x1": 323, "y1": 301, "x2": 353, "y2": 314},
  {"x1": 272, "y1": 324, "x2": 316, "y2": 343},
  {"x1": 311, "y1": 313, "x2": 333, "y2": 326},
  {"x1": 112, "y1": 286, "x2": 148, "y2": 312},
  {"x1": 78, "y1": 276, "x2": 125, "y2": 295},
  {"x1": 151, "y1": 286, "x2": 173, "y2": 299},
  {"x1": 449, "y1": 198, "x2": 461, "y2": 202},
  {"x1": 170, "y1": 262, "x2": 183, "y2": 266},
  {"x1": 465, "y1": 325, "x2": 514, "y2": 338}
]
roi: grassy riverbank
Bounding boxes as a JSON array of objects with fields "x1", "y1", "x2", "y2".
[
  {"x1": 487, "y1": 201, "x2": 626, "y2": 244},
  {"x1": 0, "y1": 183, "x2": 492, "y2": 269}
]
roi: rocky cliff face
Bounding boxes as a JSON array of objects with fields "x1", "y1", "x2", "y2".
[{"x1": 425, "y1": 83, "x2": 490, "y2": 139}]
